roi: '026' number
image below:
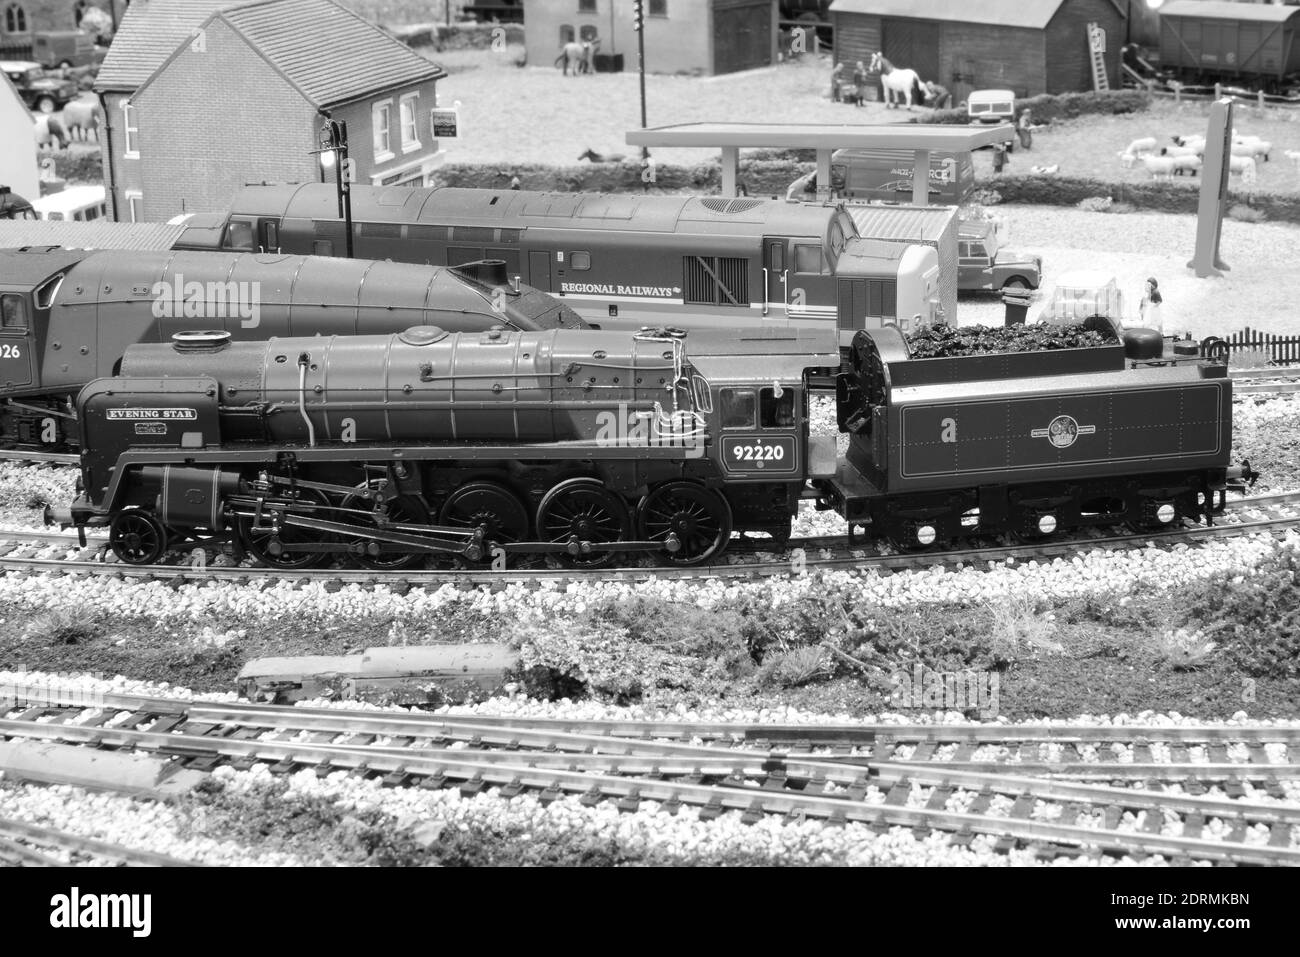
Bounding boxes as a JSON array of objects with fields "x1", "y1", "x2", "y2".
[
  {"x1": 732, "y1": 443, "x2": 785, "y2": 461},
  {"x1": 0, "y1": 344, "x2": 20, "y2": 359}
]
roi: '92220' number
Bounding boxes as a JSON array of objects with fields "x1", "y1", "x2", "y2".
[
  {"x1": 0, "y1": 344, "x2": 20, "y2": 359},
  {"x1": 732, "y1": 443, "x2": 785, "y2": 461}
]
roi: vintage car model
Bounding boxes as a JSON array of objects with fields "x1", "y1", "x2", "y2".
[
  {"x1": 1, "y1": 60, "x2": 79, "y2": 113},
  {"x1": 957, "y1": 220, "x2": 1041, "y2": 293}
]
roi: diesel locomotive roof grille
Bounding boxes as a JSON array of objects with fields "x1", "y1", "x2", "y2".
[{"x1": 699, "y1": 198, "x2": 765, "y2": 214}]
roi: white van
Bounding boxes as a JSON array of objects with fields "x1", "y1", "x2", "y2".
[
  {"x1": 967, "y1": 89, "x2": 1016, "y2": 125},
  {"x1": 32, "y1": 184, "x2": 107, "y2": 222}
]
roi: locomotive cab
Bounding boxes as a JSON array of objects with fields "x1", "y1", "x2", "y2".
[{"x1": 0, "y1": 289, "x2": 34, "y2": 389}]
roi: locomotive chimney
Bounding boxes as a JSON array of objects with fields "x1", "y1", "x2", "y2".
[
  {"x1": 451, "y1": 259, "x2": 510, "y2": 288},
  {"x1": 171, "y1": 330, "x2": 233, "y2": 353}
]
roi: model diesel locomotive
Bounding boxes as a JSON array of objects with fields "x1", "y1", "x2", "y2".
[
  {"x1": 171, "y1": 184, "x2": 944, "y2": 336},
  {"x1": 51, "y1": 318, "x2": 1253, "y2": 568},
  {"x1": 0, "y1": 247, "x2": 586, "y2": 449}
]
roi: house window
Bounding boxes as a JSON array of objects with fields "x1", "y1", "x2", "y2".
[
  {"x1": 373, "y1": 100, "x2": 393, "y2": 161},
  {"x1": 649, "y1": 0, "x2": 666, "y2": 16},
  {"x1": 577, "y1": 0, "x2": 595, "y2": 12},
  {"x1": 122, "y1": 102, "x2": 139, "y2": 157},
  {"x1": 4, "y1": 3, "x2": 27, "y2": 33},
  {"x1": 399, "y1": 93, "x2": 419, "y2": 152},
  {"x1": 578, "y1": 24, "x2": 598, "y2": 42},
  {"x1": 559, "y1": 24, "x2": 574, "y2": 44},
  {"x1": 124, "y1": 191, "x2": 143, "y2": 223}
]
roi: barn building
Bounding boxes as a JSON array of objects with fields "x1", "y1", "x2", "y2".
[
  {"x1": 0, "y1": 0, "x2": 126, "y2": 58},
  {"x1": 523, "y1": 0, "x2": 778, "y2": 76},
  {"x1": 828, "y1": 0, "x2": 1127, "y2": 101},
  {"x1": 95, "y1": 0, "x2": 446, "y2": 223}
]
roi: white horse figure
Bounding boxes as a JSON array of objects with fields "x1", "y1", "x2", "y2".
[{"x1": 870, "y1": 52, "x2": 923, "y2": 110}]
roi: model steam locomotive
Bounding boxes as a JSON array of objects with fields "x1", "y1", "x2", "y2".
[
  {"x1": 50, "y1": 317, "x2": 1254, "y2": 568},
  {"x1": 171, "y1": 183, "x2": 945, "y2": 336},
  {"x1": 0, "y1": 247, "x2": 586, "y2": 449}
]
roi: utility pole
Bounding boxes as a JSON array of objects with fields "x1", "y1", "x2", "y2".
[{"x1": 633, "y1": 0, "x2": 647, "y2": 144}]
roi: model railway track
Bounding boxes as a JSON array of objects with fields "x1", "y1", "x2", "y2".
[
  {"x1": 0, "y1": 492, "x2": 1295, "y2": 588},
  {"x1": 1, "y1": 690, "x2": 1297, "y2": 864},
  {"x1": 0, "y1": 816, "x2": 198, "y2": 867},
  {"x1": 0, "y1": 449, "x2": 79, "y2": 466}
]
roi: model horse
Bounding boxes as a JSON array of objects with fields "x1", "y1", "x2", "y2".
[
  {"x1": 555, "y1": 39, "x2": 598, "y2": 76},
  {"x1": 869, "y1": 52, "x2": 924, "y2": 109}
]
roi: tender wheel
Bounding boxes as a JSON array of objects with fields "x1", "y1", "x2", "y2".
[
  {"x1": 238, "y1": 487, "x2": 334, "y2": 569},
  {"x1": 636, "y1": 481, "x2": 732, "y2": 566},
  {"x1": 341, "y1": 480, "x2": 430, "y2": 571},
  {"x1": 109, "y1": 510, "x2": 167, "y2": 565},
  {"x1": 536, "y1": 478, "x2": 630, "y2": 569},
  {"x1": 438, "y1": 481, "x2": 529, "y2": 564}
]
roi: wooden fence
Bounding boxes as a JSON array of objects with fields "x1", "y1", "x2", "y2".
[{"x1": 1225, "y1": 327, "x2": 1300, "y2": 364}]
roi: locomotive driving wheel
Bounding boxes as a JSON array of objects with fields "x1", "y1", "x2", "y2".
[
  {"x1": 636, "y1": 481, "x2": 732, "y2": 566},
  {"x1": 438, "y1": 481, "x2": 530, "y2": 565},
  {"x1": 238, "y1": 487, "x2": 335, "y2": 570},
  {"x1": 341, "y1": 480, "x2": 431, "y2": 571},
  {"x1": 109, "y1": 510, "x2": 167, "y2": 565},
  {"x1": 536, "y1": 478, "x2": 630, "y2": 569}
]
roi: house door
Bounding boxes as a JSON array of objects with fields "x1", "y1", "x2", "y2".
[
  {"x1": 763, "y1": 238, "x2": 787, "y2": 316},
  {"x1": 528, "y1": 250, "x2": 552, "y2": 292}
]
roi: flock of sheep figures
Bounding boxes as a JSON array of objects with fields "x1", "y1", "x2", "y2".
[{"x1": 1118, "y1": 130, "x2": 1297, "y2": 185}]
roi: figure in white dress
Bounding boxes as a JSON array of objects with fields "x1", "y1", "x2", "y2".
[{"x1": 1140, "y1": 277, "x2": 1164, "y2": 335}]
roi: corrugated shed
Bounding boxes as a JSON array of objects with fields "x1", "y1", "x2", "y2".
[
  {"x1": 0, "y1": 220, "x2": 187, "y2": 250},
  {"x1": 827, "y1": 0, "x2": 1068, "y2": 31},
  {"x1": 94, "y1": 0, "x2": 243, "y2": 92},
  {"x1": 218, "y1": 0, "x2": 446, "y2": 107}
]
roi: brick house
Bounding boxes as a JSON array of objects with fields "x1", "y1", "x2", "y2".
[
  {"x1": 95, "y1": 0, "x2": 445, "y2": 222},
  {"x1": 524, "y1": 0, "x2": 778, "y2": 77},
  {"x1": 0, "y1": 0, "x2": 127, "y2": 55},
  {"x1": 829, "y1": 0, "x2": 1127, "y2": 102}
]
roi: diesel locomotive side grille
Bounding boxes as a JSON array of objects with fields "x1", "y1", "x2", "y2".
[{"x1": 683, "y1": 256, "x2": 749, "y2": 307}]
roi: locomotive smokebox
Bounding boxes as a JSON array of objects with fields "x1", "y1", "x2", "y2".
[{"x1": 451, "y1": 259, "x2": 513, "y2": 290}]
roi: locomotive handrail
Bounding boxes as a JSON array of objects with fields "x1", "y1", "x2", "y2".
[{"x1": 296, "y1": 353, "x2": 316, "y2": 448}]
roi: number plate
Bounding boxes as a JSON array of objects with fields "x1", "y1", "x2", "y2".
[{"x1": 720, "y1": 435, "x2": 797, "y2": 473}]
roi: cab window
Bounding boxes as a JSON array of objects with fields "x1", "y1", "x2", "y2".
[
  {"x1": 760, "y1": 387, "x2": 795, "y2": 428},
  {"x1": 794, "y1": 244, "x2": 826, "y2": 274},
  {"x1": 1, "y1": 294, "x2": 28, "y2": 330},
  {"x1": 719, "y1": 389, "x2": 756, "y2": 429},
  {"x1": 223, "y1": 221, "x2": 255, "y2": 251}
]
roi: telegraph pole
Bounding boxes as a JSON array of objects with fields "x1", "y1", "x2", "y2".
[{"x1": 633, "y1": 0, "x2": 647, "y2": 156}]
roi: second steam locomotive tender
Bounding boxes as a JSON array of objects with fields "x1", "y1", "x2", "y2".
[{"x1": 52, "y1": 318, "x2": 1254, "y2": 569}]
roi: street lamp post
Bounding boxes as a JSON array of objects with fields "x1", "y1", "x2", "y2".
[
  {"x1": 314, "y1": 119, "x2": 353, "y2": 259},
  {"x1": 633, "y1": 0, "x2": 647, "y2": 158}
]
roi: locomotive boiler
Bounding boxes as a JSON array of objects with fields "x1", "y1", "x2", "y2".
[{"x1": 0, "y1": 246, "x2": 586, "y2": 449}]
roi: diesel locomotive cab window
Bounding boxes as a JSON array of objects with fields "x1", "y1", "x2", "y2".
[
  {"x1": 224, "y1": 221, "x2": 255, "y2": 251},
  {"x1": 570, "y1": 251, "x2": 591, "y2": 271},
  {"x1": 719, "y1": 389, "x2": 756, "y2": 430},
  {"x1": 760, "y1": 388, "x2": 795, "y2": 428},
  {"x1": 794, "y1": 244, "x2": 826, "y2": 274},
  {"x1": 1, "y1": 295, "x2": 27, "y2": 329}
]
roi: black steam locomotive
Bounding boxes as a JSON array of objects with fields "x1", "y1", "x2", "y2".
[
  {"x1": 0, "y1": 247, "x2": 585, "y2": 449},
  {"x1": 50, "y1": 317, "x2": 1253, "y2": 568}
]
